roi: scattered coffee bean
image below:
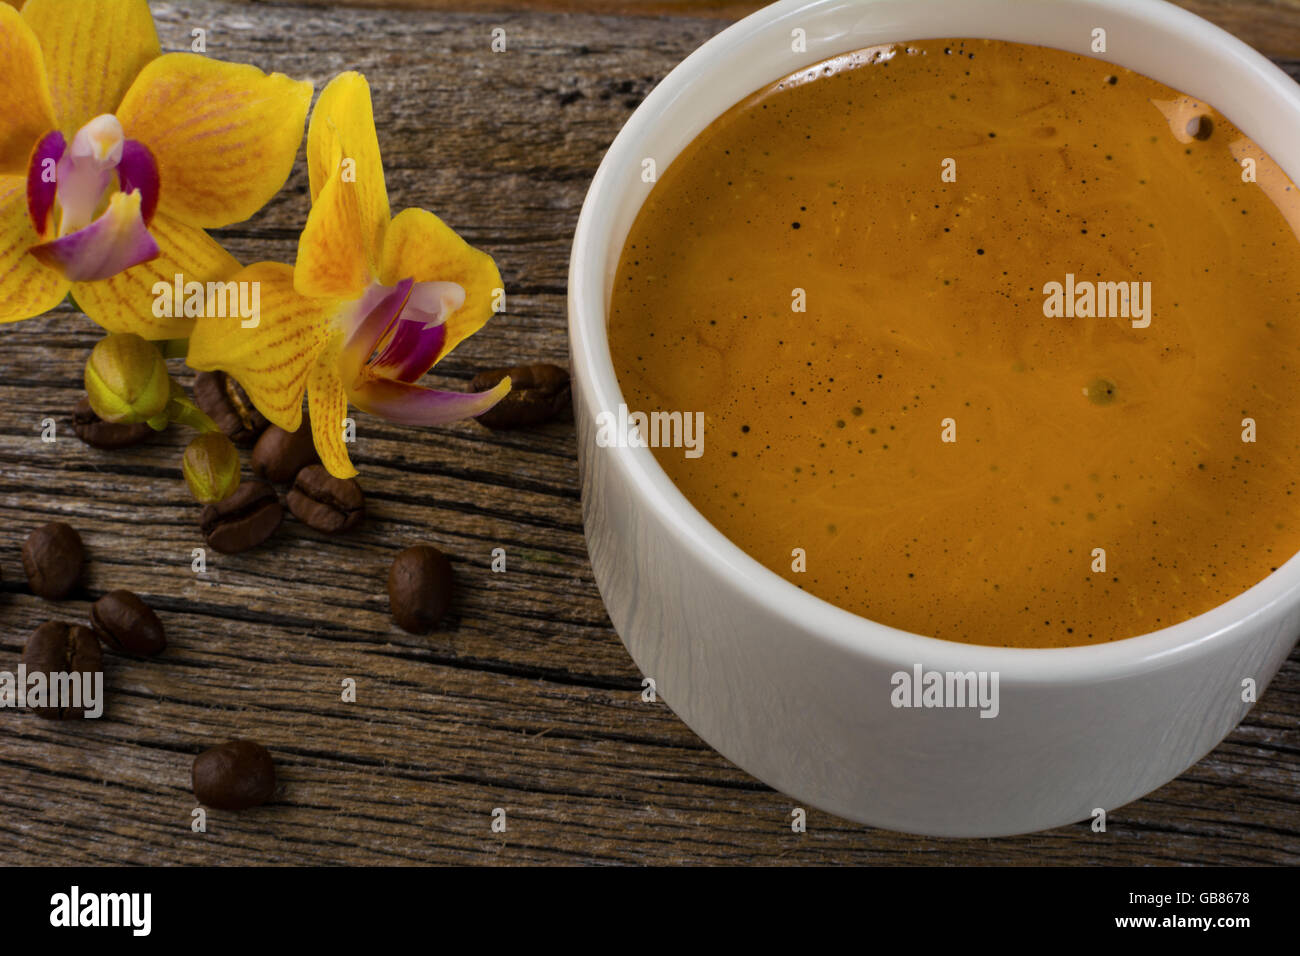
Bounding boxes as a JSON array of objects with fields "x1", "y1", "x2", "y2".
[
  {"x1": 72, "y1": 396, "x2": 153, "y2": 450},
  {"x1": 193, "y1": 371, "x2": 269, "y2": 446},
  {"x1": 387, "y1": 545, "x2": 454, "y2": 634},
  {"x1": 21, "y1": 522, "x2": 84, "y2": 599},
  {"x1": 199, "y1": 480, "x2": 283, "y2": 554},
  {"x1": 192, "y1": 740, "x2": 277, "y2": 810},
  {"x1": 471, "y1": 363, "x2": 571, "y2": 430},
  {"x1": 22, "y1": 622, "x2": 103, "y2": 719},
  {"x1": 91, "y1": 590, "x2": 166, "y2": 656},
  {"x1": 287, "y1": 464, "x2": 364, "y2": 533},
  {"x1": 252, "y1": 418, "x2": 319, "y2": 484}
]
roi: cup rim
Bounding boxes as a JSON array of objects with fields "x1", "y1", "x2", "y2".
[{"x1": 568, "y1": 0, "x2": 1300, "y2": 682}]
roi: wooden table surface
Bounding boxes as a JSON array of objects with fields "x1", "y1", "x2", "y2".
[{"x1": 2, "y1": 0, "x2": 1298, "y2": 865}]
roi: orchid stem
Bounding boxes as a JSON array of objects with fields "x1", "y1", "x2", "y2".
[{"x1": 167, "y1": 394, "x2": 219, "y2": 433}]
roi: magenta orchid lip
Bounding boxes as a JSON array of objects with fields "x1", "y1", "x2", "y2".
[{"x1": 27, "y1": 118, "x2": 163, "y2": 283}]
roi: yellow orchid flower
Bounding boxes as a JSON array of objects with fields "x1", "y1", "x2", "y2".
[
  {"x1": 187, "y1": 72, "x2": 510, "y2": 479},
  {"x1": 0, "y1": 0, "x2": 312, "y2": 337}
]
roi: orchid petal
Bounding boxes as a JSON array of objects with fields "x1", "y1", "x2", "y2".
[
  {"x1": 30, "y1": 189, "x2": 158, "y2": 282},
  {"x1": 22, "y1": 0, "x2": 159, "y2": 136},
  {"x1": 26, "y1": 129, "x2": 64, "y2": 235},
  {"x1": 0, "y1": 4, "x2": 56, "y2": 174},
  {"x1": 307, "y1": 335, "x2": 357, "y2": 479},
  {"x1": 187, "y1": 261, "x2": 340, "y2": 432},
  {"x1": 306, "y1": 72, "x2": 388, "y2": 258},
  {"x1": 0, "y1": 174, "x2": 69, "y2": 323},
  {"x1": 70, "y1": 210, "x2": 238, "y2": 338},
  {"x1": 294, "y1": 167, "x2": 373, "y2": 300},
  {"x1": 116, "y1": 53, "x2": 311, "y2": 228},
  {"x1": 378, "y1": 208, "x2": 502, "y2": 373},
  {"x1": 348, "y1": 374, "x2": 511, "y2": 427},
  {"x1": 118, "y1": 138, "x2": 159, "y2": 225}
]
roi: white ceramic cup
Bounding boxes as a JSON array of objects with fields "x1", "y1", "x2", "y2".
[{"x1": 567, "y1": 0, "x2": 1300, "y2": 836}]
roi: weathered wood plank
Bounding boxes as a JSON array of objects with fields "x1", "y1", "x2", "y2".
[
  {"x1": 228, "y1": 0, "x2": 1300, "y2": 60},
  {"x1": 0, "y1": 0, "x2": 1297, "y2": 865}
]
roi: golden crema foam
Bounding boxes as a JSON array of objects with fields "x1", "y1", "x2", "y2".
[{"x1": 609, "y1": 38, "x2": 1300, "y2": 648}]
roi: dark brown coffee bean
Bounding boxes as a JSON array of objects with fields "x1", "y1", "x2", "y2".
[
  {"x1": 471, "y1": 363, "x2": 571, "y2": 430},
  {"x1": 192, "y1": 740, "x2": 276, "y2": 810},
  {"x1": 72, "y1": 396, "x2": 153, "y2": 450},
  {"x1": 387, "y1": 545, "x2": 453, "y2": 634},
  {"x1": 286, "y1": 464, "x2": 364, "y2": 533},
  {"x1": 22, "y1": 522, "x2": 83, "y2": 599},
  {"x1": 199, "y1": 480, "x2": 282, "y2": 554},
  {"x1": 22, "y1": 622, "x2": 103, "y2": 719},
  {"x1": 91, "y1": 590, "x2": 166, "y2": 656},
  {"x1": 193, "y1": 371, "x2": 269, "y2": 446},
  {"x1": 251, "y1": 418, "x2": 319, "y2": 484}
]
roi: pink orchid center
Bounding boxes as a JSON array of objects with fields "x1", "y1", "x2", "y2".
[
  {"x1": 341, "y1": 278, "x2": 466, "y2": 386},
  {"x1": 26, "y1": 115, "x2": 162, "y2": 283},
  {"x1": 331, "y1": 278, "x2": 510, "y2": 428},
  {"x1": 58, "y1": 115, "x2": 125, "y2": 235}
]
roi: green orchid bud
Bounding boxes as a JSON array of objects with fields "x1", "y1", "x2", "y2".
[
  {"x1": 84, "y1": 333, "x2": 172, "y2": 426},
  {"x1": 182, "y1": 433, "x2": 241, "y2": 504}
]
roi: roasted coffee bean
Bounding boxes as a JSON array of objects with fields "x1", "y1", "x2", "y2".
[
  {"x1": 387, "y1": 545, "x2": 453, "y2": 634},
  {"x1": 72, "y1": 396, "x2": 153, "y2": 450},
  {"x1": 286, "y1": 464, "x2": 364, "y2": 533},
  {"x1": 193, "y1": 371, "x2": 269, "y2": 446},
  {"x1": 251, "y1": 418, "x2": 319, "y2": 484},
  {"x1": 22, "y1": 622, "x2": 103, "y2": 719},
  {"x1": 22, "y1": 522, "x2": 84, "y2": 599},
  {"x1": 91, "y1": 590, "x2": 166, "y2": 656},
  {"x1": 192, "y1": 740, "x2": 276, "y2": 810},
  {"x1": 471, "y1": 363, "x2": 571, "y2": 430},
  {"x1": 199, "y1": 480, "x2": 283, "y2": 554}
]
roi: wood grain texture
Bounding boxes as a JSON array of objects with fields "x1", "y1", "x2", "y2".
[
  {"x1": 230, "y1": 0, "x2": 1300, "y2": 59},
  {"x1": 1, "y1": 0, "x2": 1298, "y2": 865}
]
